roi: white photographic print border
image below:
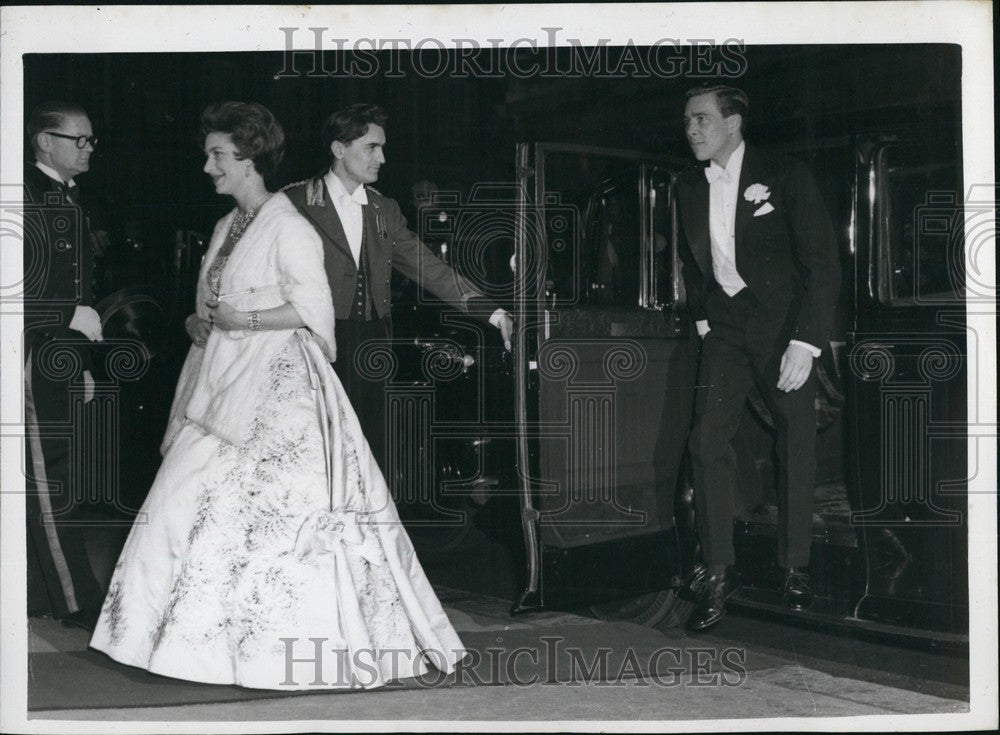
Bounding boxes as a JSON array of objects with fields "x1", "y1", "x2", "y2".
[{"x1": 1, "y1": 2, "x2": 995, "y2": 733}]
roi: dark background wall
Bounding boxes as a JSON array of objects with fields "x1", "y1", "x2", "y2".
[
  {"x1": 24, "y1": 44, "x2": 960, "y2": 244},
  {"x1": 17, "y1": 42, "x2": 964, "y2": 530}
]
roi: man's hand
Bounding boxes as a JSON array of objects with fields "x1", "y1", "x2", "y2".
[
  {"x1": 205, "y1": 298, "x2": 245, "y2": 332},
  {"x1": 69, "y1": 305, "x2": 103, "y2": 342},
  {"x1": 496, "y1": 312, "x2": 514, "y2": 352},
  {"x1": 185, "y1": 313, "x2": 212, "y2": 348},
  {"x1": 777, "y1": 343, "x2": 814, "y2": 392}
]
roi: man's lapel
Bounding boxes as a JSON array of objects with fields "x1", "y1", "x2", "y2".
[
  {"x1": 300, "y1": 177, "x2": 353, "y2": 263},
  {"x1": 362, "y1": 192, "x2": 388, "y2": 258},
  {"x1": 680, "y1": 169, "x2": 712, "y2": 276},
  {"x1": 734, "y1": 144, "x2": 759, "y2": 248}
]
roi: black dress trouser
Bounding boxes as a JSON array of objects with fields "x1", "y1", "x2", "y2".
[
  {"x1": 688, "y1": 288, "x2": 817, "y2": 569},
  {"x1": 332, "y1": 316, "x2": 393, "y2": 474},
  {"x1": 24, "y1": 345, "x2": 104, "y2": 618}
]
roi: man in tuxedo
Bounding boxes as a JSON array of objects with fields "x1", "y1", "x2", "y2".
[
  {"x1": 22, "y1": 101, "x2": 104, "y2": 630},
  {"x1": 285, "y1": 104, "x2": 513, "y2": 469},
  {"x1": 675, "y1": 86, "x2": 839, "y2": 630}
]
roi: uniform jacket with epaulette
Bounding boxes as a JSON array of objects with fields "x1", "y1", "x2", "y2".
[{"x1": 283, "y1": 174, "x2": 497, "y2": 321}]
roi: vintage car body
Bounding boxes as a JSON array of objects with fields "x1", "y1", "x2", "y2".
[{"x1": 385, "y1": 126, "x2": 968, "y2": 642}]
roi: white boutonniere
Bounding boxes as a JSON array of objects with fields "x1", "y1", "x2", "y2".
[{"x1": 744, "y1": 184, "x2": 771, "y2": 205}]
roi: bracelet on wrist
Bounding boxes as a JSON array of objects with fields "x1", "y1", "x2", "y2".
[{"x1": 247, "y1": 311, "x2": 261, "y2": 331}]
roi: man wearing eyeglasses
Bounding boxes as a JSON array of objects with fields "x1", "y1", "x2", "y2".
[{"x1": 22, "y1": 101, "x2": 104, "y2": 631}]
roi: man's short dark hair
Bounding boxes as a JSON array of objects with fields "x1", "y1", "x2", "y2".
[
  {"x1": 686, "y1": 85, "x2": 749, "y2": 132},
  {"x1": 26, "y1": 101, "x2": 89, "y2": 153},
  {"x1": 199, "y1": 101, "x2": 286, "y2": 178},
  {"x1": 321, "y1": 104, "x2": 388, "y2": 155}
]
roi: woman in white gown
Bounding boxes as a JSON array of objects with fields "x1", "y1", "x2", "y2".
[{"x1": 89, "y1": 102, "x2": 465, "y2": 690}]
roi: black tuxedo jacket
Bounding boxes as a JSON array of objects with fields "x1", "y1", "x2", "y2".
[
  {"x1": 22, "y1": 162, "x2": 95, "y2": 366},
  {"x1": 284, "y1": 174, "x2": 497, "y2": 321},
  {"x1": 676, "y1": 145, "x2": 839, "y2": 349}
]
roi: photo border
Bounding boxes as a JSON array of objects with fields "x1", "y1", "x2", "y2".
[{"x1": 1, "y1": 2, "x2": 995, "y2": 733}]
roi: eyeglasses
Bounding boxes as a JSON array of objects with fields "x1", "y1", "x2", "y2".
[{"x1": 44, "y1": 131, "x2": 99, "y2": 149}]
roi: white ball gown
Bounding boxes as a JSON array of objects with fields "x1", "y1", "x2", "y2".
[{"x1": 89, "y1": 194, "x2": 466, "y2": 690}]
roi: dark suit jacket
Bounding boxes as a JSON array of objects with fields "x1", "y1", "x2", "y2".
[
  {"x1": 676, "y1": 145, "x2": 839, "y2": 350},
  {"x1": 284, "y1": 175, "x2": 498, "y2": 321},
  {"x1": 22, "y1": 162, "x2": 95, "y2": 369}
]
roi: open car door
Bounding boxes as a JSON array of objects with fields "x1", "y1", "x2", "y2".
[{"x1": 512, "y1": 143, "x2": 698, "y2": 621}]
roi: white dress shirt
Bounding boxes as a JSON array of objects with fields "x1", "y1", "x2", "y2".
[
  {"x1": 323, "y1": 169, "x2": 510, "y2": 334},
  {"x1": 707, "y1": 141, "x2": 748, "y2": 298},
  {"x1": 324, "y1": 169, "x2": 367, "y2": 267},
  {"x1": 697, "y1": 142, "x2": 819, "y2": 357}
]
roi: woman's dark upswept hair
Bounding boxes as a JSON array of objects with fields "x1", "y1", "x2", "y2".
[{"x1": 199, "y1": 102, "x2": 285, "y2": 177}]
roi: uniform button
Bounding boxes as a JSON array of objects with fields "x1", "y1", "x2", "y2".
[{"x1": 382, "y1": 299, "x2": 388, "y2": 305}]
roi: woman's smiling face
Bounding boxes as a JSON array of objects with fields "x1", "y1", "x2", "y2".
[{"x1": 202, "y1": 132, "x2": 246, "y2": 197}]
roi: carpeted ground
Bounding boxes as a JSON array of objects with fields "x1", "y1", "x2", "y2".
[
  {"x1": 28, "y1": 620, "x2": 790, "y2": 710},
  {"x1": 26, "y1": 587, "x2": 968, "y2": 720}
]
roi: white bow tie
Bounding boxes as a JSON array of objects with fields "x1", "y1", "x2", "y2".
[{"x1": 705, "y1": 166, "x2": 731, "y2": 185}]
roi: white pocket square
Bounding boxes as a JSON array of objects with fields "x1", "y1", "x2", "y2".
[{"x1": 754, "y1": 202, "x2": 775, "y2": 217}]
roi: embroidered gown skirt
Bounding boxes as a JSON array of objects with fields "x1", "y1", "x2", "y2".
[{"x1": 90, "y1": 335, "x2": 466, "y2": 690}]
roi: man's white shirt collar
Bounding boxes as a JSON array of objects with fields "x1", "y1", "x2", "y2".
[
  {"x1": 707, "y1": 140, "x2": 746, "y2": 183},
  {"x1": 324, "y1": 169, "x2": 368, "y2": 206},
  {"x1": 34, "y1": 161, "x2": 74, "y2": 187}
]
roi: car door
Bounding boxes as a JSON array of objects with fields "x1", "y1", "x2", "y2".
[
  {"x1": 511, "y1": 143, "x2": 698, "y2": 613},
  {"x1": 847, "y1": 133, "x2": 968, "y2": 634}
]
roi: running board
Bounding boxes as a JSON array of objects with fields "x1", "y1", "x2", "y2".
[{"x1": 727, "y1": 592, "x2": 969, "y2": 652}]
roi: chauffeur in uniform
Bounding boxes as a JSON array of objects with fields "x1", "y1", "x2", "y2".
[
  {"x1": 676, "y1": 85, "x2": 840, "y2": 630},
  {"x1": 284, "y1": 104, "x2": 514, "y2": 469},
  {"x1": 22, "y1": 101, "x2": 104, "y2": 631}
]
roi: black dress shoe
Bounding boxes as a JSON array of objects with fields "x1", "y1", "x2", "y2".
[
  {"x1": 60, "y1": 609, "x2": 100, "y2": 632},
  {"x1": 782, "y1": 567, "x2": 814, "y2": 611},
  {"x1": 688, "y1": 572, "x2": 729, "y2": 631},
  {"x1": 679, "y1": 562, "x2": 708, "y2": 602}
]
